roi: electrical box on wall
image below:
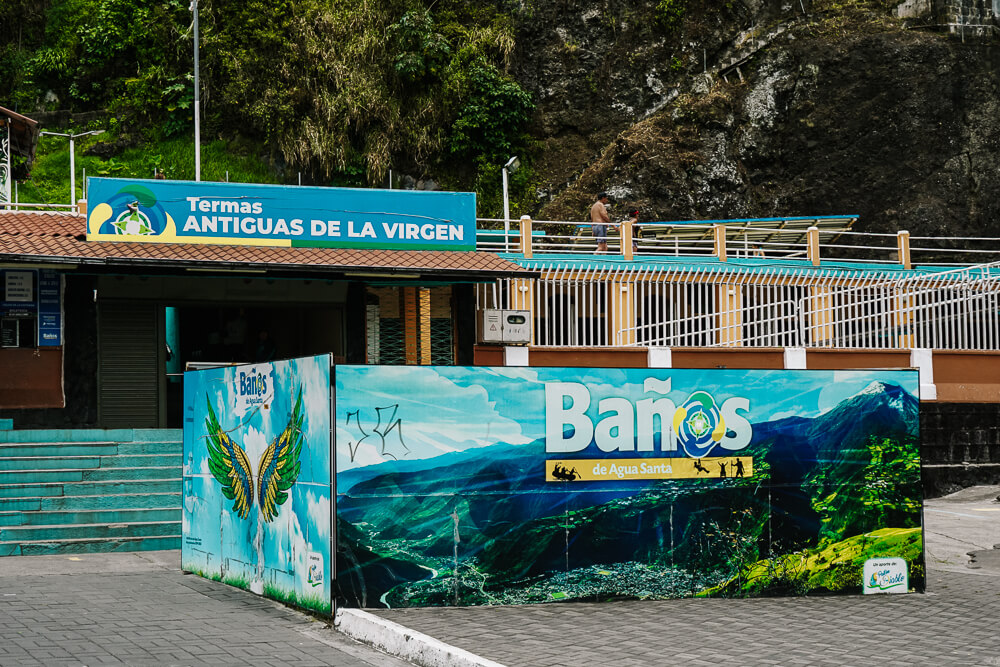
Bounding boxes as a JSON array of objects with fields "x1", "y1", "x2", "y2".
[{"x1": 477, "y1": 309, "x2": 531, "y2": 345}]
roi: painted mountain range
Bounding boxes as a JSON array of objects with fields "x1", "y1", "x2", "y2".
[{"x1": 335, "y1": 380, "x2": 922, "y2": 608}]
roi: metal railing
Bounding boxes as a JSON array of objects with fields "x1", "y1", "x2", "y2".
[
  {"x1": 477, "y1": 261, "x2": 1000, "y2": 351},
  {"x1": 477, "y1": 216, "x2": 1000, "y2": 267}
]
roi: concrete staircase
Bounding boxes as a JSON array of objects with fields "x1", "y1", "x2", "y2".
[{"x1": 0, "y1": 428, "x2": 182, "y2": 556}]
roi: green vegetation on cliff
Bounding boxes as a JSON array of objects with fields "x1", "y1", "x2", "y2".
[{"x1": 1, "y1": 0, "x2": 535, "y2": 210}]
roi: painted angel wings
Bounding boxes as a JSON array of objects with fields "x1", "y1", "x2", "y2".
[{"x1": 205, "y1": 387, "x2": 304, "y2": 522}]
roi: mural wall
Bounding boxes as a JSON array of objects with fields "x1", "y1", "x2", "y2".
[
  {"x1": 182, "y1": 355, "x2": 332, "y2": 615},
  {"x1": 335, "y1": 366, "x2": 923, "y2": 608}
]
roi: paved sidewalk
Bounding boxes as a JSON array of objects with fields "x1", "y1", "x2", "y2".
[
  {"x1": 1, "y1": 486, "x2": 998, "y2": 667},
  {"x1": 0, "y1": 550, "x2": 410, "y2": 667},
  {"x1": 370, "y1": 485, "x2": 1000, "y2": 667}
]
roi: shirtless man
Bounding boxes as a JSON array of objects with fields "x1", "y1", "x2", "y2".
[{"x1": 590, "y1": 192, "x2": 613, "y2": 252}]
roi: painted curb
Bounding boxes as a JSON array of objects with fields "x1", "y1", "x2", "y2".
[{"x1": 335, "y1": 607, "x2": 506, "y2": 667}]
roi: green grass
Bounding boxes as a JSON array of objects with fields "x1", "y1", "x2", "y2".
[
  {"x1": 263, "y1": 582, "x2": 332, "y2": 616},
  {"x1": 701, "y1": 527, "x2": 923, "y2": 597},
  {"x1": 18, "y1": 133, "x2": 281, "y2": 207}
]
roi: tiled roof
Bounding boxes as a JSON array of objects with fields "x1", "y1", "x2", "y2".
[{"x1": 0, "y1": 210, "x2": 526, "y2": 278}]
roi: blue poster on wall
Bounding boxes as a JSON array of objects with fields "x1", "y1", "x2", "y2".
[
  {"x1": 183, "y1": 355, "x2": 333, "y2": 615},
  {"x1": 335, "y1": 366, "x2": 923, "y2": 607}
]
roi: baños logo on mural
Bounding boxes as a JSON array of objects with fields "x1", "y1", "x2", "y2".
[
  {"x1": 542, "y1": 378, "x2": 752, "y2": 481},
  {"x1": 204, "y1": 387, "x2": 303, "y2": 522},
  {"x1": 335, "y1": 367, "x2": 924, "y2": 609}
]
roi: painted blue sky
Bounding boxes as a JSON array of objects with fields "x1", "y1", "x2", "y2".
[
  {"x1": 182, "y1": 355, "x2": 332, "y2": 608},
  {"x1": 334, "y1": 366, "x2": 918, "y2": 471}
]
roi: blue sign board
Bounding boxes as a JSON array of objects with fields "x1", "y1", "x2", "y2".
[
  {"x1": 37, "y1": 270, "x2": 62, "y2": 346},
  {"x1": 86, "y1": 177, "x2": 476, "y2": 251},
  {"x1": 0, "y1": 269, "x2": 62, "y2": 346}
]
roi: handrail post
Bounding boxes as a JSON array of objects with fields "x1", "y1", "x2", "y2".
[
  {"x1": 714, "y1": 224, "x2": 727, "y2": 262},
  {"x1": 807, "y1": 226, "x2": 820, "y2": 266},
  {"x1": 897, "y1": 230, "x2": 912, "y2": 270},
  {"x1": 621, "y1": 217, "x2": 634, "y2": 261},
  {"x1": 519, "y1": 215, "x2": 533, "y2": 258}
]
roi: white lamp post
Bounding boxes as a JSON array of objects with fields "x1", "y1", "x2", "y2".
[
  {"x1": 40, "y1": 129, "x2": 105, "y2": 208},
  {"x1": 191, "y1": 0, "x2": 201, "y2": 181},
  {"x1": 502, "y1": 155, "x2": 520, "y2": 252}
]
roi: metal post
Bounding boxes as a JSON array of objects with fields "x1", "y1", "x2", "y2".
[
  {"x1": 502, "y1": 166, "x2": 510, "y2": 253},
  {"x1": 501, "y1": 156, "x2": 519, "y2": 254},
  {"x1": 192, "y1": 0, "x2": 201, "y2": 181},
  {"x1": 69, "y1": 135, "x2": 76, "y2": 207},
  {"x1": 1, "y1": 121, "x2": 10, "y2": 208}
]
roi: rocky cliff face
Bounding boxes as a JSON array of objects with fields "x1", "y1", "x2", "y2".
[{"x1": 512, "y1": 0, "x2": 1000, "y2": 241}]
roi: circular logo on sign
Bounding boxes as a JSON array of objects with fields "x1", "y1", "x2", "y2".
[
  {"x1": 111, "y1": 201, "x2": 156, "y2": 236},
  {"x1": 673, "y1": 390, "x2": 726, "y2": 459},
  {"x1": 98, "y1": 185, "x2": 167, "y2": 237}
]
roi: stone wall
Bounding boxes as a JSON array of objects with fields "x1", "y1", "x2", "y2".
[
  {"x1": 921, "y1": 402, "x2": 1000, "y2": 497},
  {"x1": 934, "y1": 0, "x2": 998, "y2": 37}
]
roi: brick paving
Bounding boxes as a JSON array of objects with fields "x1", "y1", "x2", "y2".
[
  {"x1": 373, "y1": 569, "x2": 1000, "y2": 667},
  {"x1": 1, "y1": 487, "x2": 998, "y2": 667},
  {"x1": 0, "y1": 551, "x2": 409, "y2": 667},
  {"x1": 370, "y1": 486, "x2": 1000, "y2": 667}
]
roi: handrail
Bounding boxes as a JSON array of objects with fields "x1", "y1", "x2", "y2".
[{"x1": 476, "y1": 216, "x2": 1000, "y2": 268}]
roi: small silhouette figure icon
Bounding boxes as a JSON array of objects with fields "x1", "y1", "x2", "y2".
[
  {"x1": 693, "y1": 459, "x2": 710, "y2": 475},
  {"x1": 734, "y1": 459, "x2": 745, "y2": 477},
  {"x1": 552, "y1": 463, "x2": 579, "y2": 481},
  {"x1": 719, "y1": 462, "x2": 727, "y2": 478}
]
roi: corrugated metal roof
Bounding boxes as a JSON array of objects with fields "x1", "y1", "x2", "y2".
[{"x1": 0, "y1": 106, "x2": 40, "y2": 165}]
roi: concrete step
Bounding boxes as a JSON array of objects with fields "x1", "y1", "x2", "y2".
[
  {"x1": 0, "y1": 492, "x2": 181, "y2": 512},
  {"x1": 0, "y1": 456, "x2": 102, "y2": 471},
  {"x1": 0, "y1": 507, "x2": 180, "y2": 527},
  {"x1": 0, "y1": 479, "x2": 181, "y2": 499},
  {"x1": 0, "y1": 429, "x2": 182, "y2": 444},
  {"x1": 99, "y1": 454, "x2": 182, "y2": 468},
  {"x1": 0, "y1": 443, "x2": 119, "y2": 458},
  {"x1": 113, "y1": 442, "x2": 182, "y2": 455},
  {"x1": 1, "y1": 520, "x2": 180, "y2": 542},
  {"x1": 0, "y1": 441, "x2": 181, "y2": 458},
  {"x1": 0, "y1": 467, "x2": 181, "y2": 484},
  {"x1": 0, "y1": 534, "x2": 181, "y2": 556}
]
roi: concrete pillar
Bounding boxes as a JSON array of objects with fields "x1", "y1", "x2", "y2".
[
  {"x1": 716, "y1": 284, "x2": 743, "y2": 346},
  {"x1": 610, "y1": 280, "x2": 637, "y2": 345},
  {"x1": 807, "y1": 226, "x2": 821, "y2": 266},
  {"x1": 403, "y1": 287, "x2": 418, "y2": 365},
  {"x1": 784, "y1": 347, "x2": 807, "y2": 369},
  {"x1": 504, "y1": 346, "x2": 529, "y2": 366},
  {"x1": 714, "y1": 224, "x2": 728, "y2": 262},
  {"x1": 648, "y1": 347, "x2": 672, "y2": 368},
  {"x1": 621, "y1": 217, "x2": 634, "y2": 261},
  {"x1": 911, "y1": 347, "x2": 937, "y2": 401},
  {"x1": 419, "y1": 287, "x2": 431, "y2": 365},
  {"x1": 807, "y1": 286, "x2": 834, "y2": 344},
  {"x1": 509, "y1": 278, "x2": 534, "y2": 344},
  {"x1": 519, "y1": 215, "x2": 533, "y2": 258},
  {"x1": 897, "y1": 230, "x2": 912, "y2": 270}
]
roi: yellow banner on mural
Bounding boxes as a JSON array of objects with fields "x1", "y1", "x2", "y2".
[{"x1": 546, "y1": 457, "x2": 753, "y2": 482}]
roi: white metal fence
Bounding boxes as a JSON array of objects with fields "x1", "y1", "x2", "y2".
[{"x1": 477, "y1": 262, "x2": 1000, "y2": 351}]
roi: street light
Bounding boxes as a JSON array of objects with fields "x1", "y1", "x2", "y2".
[
  {"x1": 40, "y1": 129, "x2": 105, "y2": 208},
  {"x1": 190, "y1": 0, "x2": 201, "y2": 181},
  {"x1": 502, "y1": 155, "x2": 520, "y2": 252}
]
